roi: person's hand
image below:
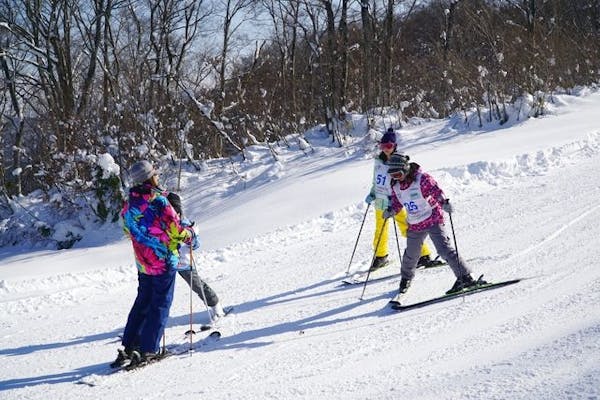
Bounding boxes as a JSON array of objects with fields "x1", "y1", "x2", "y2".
[
  {"x1": 442, "y1": 199, "x2": 453, "y2": 214},
  {"x1": 365, "y1": 193, "x2": 376, "y2": 204},
  {"x1": 187, "y1": 227, "x2": 200, "y2": 250},
  {"x1": 191, "y1": 235, "x2": 200, "y2": 250},
  {"x1": 382, "y1": 207, "x2": 396, "y2": 219}
]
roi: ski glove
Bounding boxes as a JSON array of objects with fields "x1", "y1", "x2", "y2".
[
  {"x1": 365, "y1": 193, "x2": 376, "y2": 204},
  {"x1": 441, "y1": 199, "x2": 453, "y2": 214},
  {"x1": 191, "y1": 235, "x2": 200, "y2": 250},
  {"x1": 191, "y1": 234, "x2": 200, "y2": 250},
  {"x1": 187, "y1": 227, "x2": 200, "y2": 250},
  {"x1": 382, "y1": 207, "x2": 396, "y2": 219}
]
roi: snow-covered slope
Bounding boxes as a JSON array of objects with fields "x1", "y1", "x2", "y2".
[{"x1": 1, "y1": 90, "x2": 600, "y2": 399}]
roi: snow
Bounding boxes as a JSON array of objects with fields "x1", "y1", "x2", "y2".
[
  {"x1": 95, "y1": 153, "x2": 120, "y2": 180},
  {"x1": 1, "y1": 90, "x2": 600, "y2": 399}
]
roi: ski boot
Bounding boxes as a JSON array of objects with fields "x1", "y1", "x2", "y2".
[
  {"x1": 110, "y1": 348, "x2": 134, "y2": 369},
  {"x1": 210, "y1": 302, "x2": 226, "y2": 320},
  {"x1": 398, "y1": 278, "x2": 412, "y2": 295},
  {"x1": 125, "y1": 351, "x2": 161, "y2": 370},
  {"x1": 418, "y1": 255, "x2": 445, "y2": 268},
  {"x1": 370, "y1": 255, "x2": 389, "y2": 272},
  {"x1": 446, "y1": 274, "x2": 487, "y2": 295}
]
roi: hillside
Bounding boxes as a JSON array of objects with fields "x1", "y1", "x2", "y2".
[{"x1": 1, "y1": 89, "x2": 600, "y2": 399}]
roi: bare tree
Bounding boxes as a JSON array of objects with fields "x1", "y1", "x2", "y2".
[
  {"x1": 360, "y1": 0, "x2": 375, "y2": 111},
  {"x1": 0, "y1": 15, "x2": 25, "y2": 195},
  {"x1": 1, "y1": 0, "x2": 599, "y2": 202},
  {"x1": 262, "y1": 0, "x2": 302, "y2": 120},
  {"x1": 213, "y1": 0, "x2": 257, "y2": 117},
  {"x1": 338, "y1": 0, "x2": 349, "y2": 109}
]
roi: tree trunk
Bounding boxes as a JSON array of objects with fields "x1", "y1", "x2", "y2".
[
  {"x1": 338, "y1": 0, "x2": 349, "y2": 109},
  {"x1": 316, "y1": 0, "x2": 341, "y2": 144},
  {"x1": 382, "y1": 0, "x2": 394, "y2": 106},
  {"x1": 361, "y1": 0, "x2": 374, "y2": 111},
  {"x1": 77, "y1": 0, "x2": 105, "y2": 115},
  {"x1": 0, "y1": 54, "x2": 24, "y2": 196}
]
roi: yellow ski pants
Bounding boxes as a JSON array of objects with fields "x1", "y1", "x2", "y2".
[{"x1": 373, "y1": 208, "x2": 431, "y2": 258}]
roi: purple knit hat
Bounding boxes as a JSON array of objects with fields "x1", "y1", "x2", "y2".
[{"x1": 380, "y1": 128, "x2": 396, "y2": 144}]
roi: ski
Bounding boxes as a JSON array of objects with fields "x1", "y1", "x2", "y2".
[
  {"x1": 189, "y1": 306, "x2": 234, "y2": 334},
  {"x1": 168, "y1": 330, "x2": 223, "y2": 356},
  {"x1": 342, "y1": 260, "x2": 446, "y2": 285},
  {"x1": 121, "y1": 349, "x2": 174, "y2": 372},
  {"x1": 389, "y1": 277, "x2": 521, "y2": 311},
  {"x1": 342, "y1": 270, "x2": 399, "y2": 285},
  {"x1": 76, "y1": 328, "x2": 224, "y2": 387},
  {"x1": 76, "y1": 351, "x2": 175, "y2": 386}
]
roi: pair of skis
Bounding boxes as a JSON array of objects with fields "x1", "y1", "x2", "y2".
[
  {"x1": 342, "y1": 258, "x2": 520, "y2": 310},
  {"x1": 342, "y1": 264, "x2": 520, "y2": 311}
]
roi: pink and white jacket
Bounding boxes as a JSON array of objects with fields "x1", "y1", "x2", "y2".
[{"x1": 390, "y1": 169, "x2": 446, "y2": 231}]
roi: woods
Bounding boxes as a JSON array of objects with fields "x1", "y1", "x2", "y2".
[{"x1": 1, "y1": 0, "x2": 599, "y2": 199}]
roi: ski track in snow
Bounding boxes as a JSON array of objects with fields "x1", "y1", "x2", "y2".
[{"x1": 1, "y1": 108, "x2": 600, "y2": 398}]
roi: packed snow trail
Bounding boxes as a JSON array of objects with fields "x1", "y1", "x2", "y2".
[{"x1": 1, "y1": 149, "x2": 599, "y2": 399}]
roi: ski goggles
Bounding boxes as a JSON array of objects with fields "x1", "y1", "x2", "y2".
[
  {"x1": 379, "y1": 142, "x2": 395, "y2": 151},
  {"x1": 389, "y1": 170, "x2": 407, "y2": 179}
]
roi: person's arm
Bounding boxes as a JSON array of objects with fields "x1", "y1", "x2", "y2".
[
  {"x1": 390, "y1": 187, "x2": 403, "y2": 212},
  {"x1": 365, "y1": 161, "x2": 378, "y2": 203},
  {"x1": 420, "y1": 172, "x2": 445, "y2": 205},
  {"x1": 156, "y1": 196, "x2": 195, "y2": 249},
  {"x1": 383, "y1": 183, "x2": 405, "y2": 219}
]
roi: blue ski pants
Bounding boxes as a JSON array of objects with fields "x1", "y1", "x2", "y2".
[{"x1": 121, "y1": 269, "x2": 176, "y2": 354}]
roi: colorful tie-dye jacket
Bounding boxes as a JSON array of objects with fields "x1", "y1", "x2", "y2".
[{"x1": 121, "y1": 184, "x2": 193, "y2": 275}]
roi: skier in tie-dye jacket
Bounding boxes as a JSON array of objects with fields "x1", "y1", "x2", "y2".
[
  {"x1": 121, "y1": 181, "x2": 192, "y2": 276},
  {"x1": 112, "y1": 160, "x2": 196, "y2": 369}
]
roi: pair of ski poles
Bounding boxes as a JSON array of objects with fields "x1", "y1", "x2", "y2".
[
  {"x1": 164, "y1": 245, "x2": 214, "y2": 354},
  {"x1": 345, "y1": 203, "x2": 402, "y2": 300}
]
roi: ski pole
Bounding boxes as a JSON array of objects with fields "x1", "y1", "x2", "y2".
[
  {"x1": 447, "y1": 205, "x2": 459, "y2": 261},
  {"x1": 392, "y1": 218, "x2": 402, "y2": 267},
  {"x1": 190, "y1": 253, "x2": 214, "y2": 328},
  {"x1": 346, "y1": 203, "x2": 371, "y2": 275},
  {"x1": 359, "y1": 217, "x2": 389, "y2": 300},
  {"x1": 186, "y1": 245, "x2": 195, "y2": 352},
  {"x1": 194, "y1": 260, "x2": 214, "y2": 326}
]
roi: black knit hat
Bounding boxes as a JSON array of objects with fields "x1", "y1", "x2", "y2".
[
  {"x1": 167, "y1": 192, "x2": 183, "y2": 217},
  {"x1": 387, "y1": 153, "x2": 410, "y2": 175}
]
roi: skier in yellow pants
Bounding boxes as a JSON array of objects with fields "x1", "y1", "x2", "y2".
[{"x1": 365, "y1": 128, "x2": 440, "y2": 271}]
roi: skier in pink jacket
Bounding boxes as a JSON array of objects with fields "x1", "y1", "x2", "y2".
[{"x1": 383, "y1": 153, "x2": 484, "y2": 296}]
